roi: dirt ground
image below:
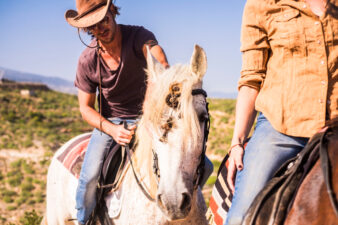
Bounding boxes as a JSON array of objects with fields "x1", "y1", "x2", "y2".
[{"x1": 0, "y1": 144, "x2": 47, "y2": 224}]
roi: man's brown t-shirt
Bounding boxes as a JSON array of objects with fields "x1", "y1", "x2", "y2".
[{"x1": 75, "y1": 25, "x2": 158, "y2": 118}]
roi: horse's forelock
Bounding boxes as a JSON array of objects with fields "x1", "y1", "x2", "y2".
[
  {"x1": 144, "y1": 64, "x2": 201, "y2": 146},
  {"x1": 134, "y1": 64, "x2": 203, "y2": 164}
]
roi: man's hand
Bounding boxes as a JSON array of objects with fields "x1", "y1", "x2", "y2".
[
  {"x1": 109, "y1": 123, "x2": 136, "y2": 146},
  {"x1": 227, "y1": 146, "x2": 244, "y2": 194}
]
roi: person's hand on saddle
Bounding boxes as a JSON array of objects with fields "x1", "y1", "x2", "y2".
[
  {"x1": 227, "y1": 143, "x2": 244, "y2": 194},
  {"x1": 110, "y1": 123, "x2": 136, "y2": 146}
]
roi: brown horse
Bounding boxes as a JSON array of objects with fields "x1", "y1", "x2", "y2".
[
  {"x1": 284, "y1": 119, "x2": 338, "y2": 225},
  {"x1": 208, "y1": 120, "x2": 338, "y2": 225}
]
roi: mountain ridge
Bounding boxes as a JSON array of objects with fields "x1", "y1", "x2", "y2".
[
  {"x1": 0, "y1": 66, "x2": 237, "y2": 98},
  {"x1": 0, "y1": 67, "x2": 77, "y2": 94}
]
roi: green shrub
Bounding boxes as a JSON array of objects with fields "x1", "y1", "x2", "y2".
[
  {"x1": 33, "y1": 178, "x2": 42, "y2": 184},
  {"x1": 10, "y1": 159, "x2": 22, "y2": 168},
  {"x1": 27, "y1": 199, "x2": 36, "y2": 205},
  {"x1": 22, "y1": 161, "x2": 35, "y2": 174},
  {"x1": 19, "y1": 210, "x2": 43, "y2": 225},
  {"x1": 0, "y1": 215, "x2": 6, "y2": 223},
  {"x1": 21, "y1": 190, "x2": 33, "y2": 198},
  {"x1": 3, "y1": 195, "x2": 14, "y2": 203},
  {"x1": 7, "y1": 172, "x2": 23, "y2": 187},
  {"x1": 39, "y1": 180, "x2": 46, "y2": 189},
  {"x1": 35, "y1": 191, "x2": 44, "y2": 203},
  {"x1": 6, "y1": 205, "x2": 17, "y2": 211},
  {"x1": 25, "y1": 177, "x2": 33, "y2": 183},
  {"x1": 22, "y1": 139, "x2": 34, "y2": 148},
  {"x1": 7, "y1": 170, "x2": 19, "y2": 177},
  {"x1": 2, "y1": 190, "x2": 17, "y2": 197},
  {"x1": 21, "y1": 182, "x2": 35, "y2": 192},
  {"x1": 39, "y1": 158, "x2": 49, "y2": 166},
  {"x1": 15, "y1": 196, "x2": 27, "y2": 206},
  {"x1": 4, "y1": 111, "x2": 17, "y2": 122}
]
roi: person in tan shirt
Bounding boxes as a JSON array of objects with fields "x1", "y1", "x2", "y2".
[{"x1": 225, "y1": 0, "x2": 337, "y2": 224}]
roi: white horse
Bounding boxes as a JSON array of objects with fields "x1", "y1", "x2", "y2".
[{"x1": 44, "y1": 45, "x2": 209, "y2": 225}]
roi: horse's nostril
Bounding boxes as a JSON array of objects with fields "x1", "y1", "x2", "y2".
[{"x1": 180, "y1": 192, "x2": 191, "y2": 211}]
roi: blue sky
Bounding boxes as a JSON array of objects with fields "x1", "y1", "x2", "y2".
[{"x1": 0, "y1": 0, "x2": 246, "y2": 94}]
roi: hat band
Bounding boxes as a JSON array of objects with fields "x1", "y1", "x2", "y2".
[{"x1": 74, "y1": 2, "x2": 107, "y2": 21}]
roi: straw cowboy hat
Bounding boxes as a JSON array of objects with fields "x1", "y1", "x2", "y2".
[{"x1": 65, "y1": 0, "x2": 112, "y2": 28}]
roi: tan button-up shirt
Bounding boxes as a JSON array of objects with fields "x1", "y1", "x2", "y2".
[{"x1": 239, "y1": 0, "x2": 338, "y2": 137}]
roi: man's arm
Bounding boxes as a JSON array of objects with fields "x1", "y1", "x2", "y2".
[
  {"x1": 142, "y1": 44, "x2": 169, "y2": 68},
  {"x1": 77, "y1": 89, "x2": 135, "y2": 145}
]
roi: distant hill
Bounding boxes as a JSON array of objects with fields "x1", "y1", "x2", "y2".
[
  {"x1": 0, "y1": 66, "x2": 237, "y2": 99},
  {"x1": 0, "y1": 67, "x2": 77, "y2": 94}
]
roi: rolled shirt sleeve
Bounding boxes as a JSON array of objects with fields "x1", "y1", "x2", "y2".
[{"x1": 238, "y1": 0, "x2": 270, "y2": 91}]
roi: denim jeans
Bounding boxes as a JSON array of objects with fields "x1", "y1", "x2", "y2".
[
  {"x1": 224, "y1": 113, "x2": 309, "y2": 225},
  {"x1": 76, "y1": 118, "x2": 137, "y2": 224}
]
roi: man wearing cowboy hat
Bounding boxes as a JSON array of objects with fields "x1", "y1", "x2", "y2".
[{"x1": 65, "y1": 0, "x2": 169, "y2": 224}]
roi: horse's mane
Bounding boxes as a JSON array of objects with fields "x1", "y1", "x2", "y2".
[{"x1": 132, "y1": 64, "x2": 203, "y2": 194}]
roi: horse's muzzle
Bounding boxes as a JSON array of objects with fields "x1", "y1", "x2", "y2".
[{"x1": 157, "y1": 191, "x2": 192, "y2": 220}]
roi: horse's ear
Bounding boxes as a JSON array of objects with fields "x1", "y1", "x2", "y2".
[
  {"x1": 146, "y1": 46, "x2": 164, "y2": 82},
  {"x1": 190, "y1": 45, "x2": 207, "y2": 79}
]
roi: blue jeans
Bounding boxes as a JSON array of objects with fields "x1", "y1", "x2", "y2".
[
  {"x1": 224, "y1": 113, "x2": 309, "y2": 225},
  {"x1": 76, "y1": 118, "x2": 137, "y2": 224}
]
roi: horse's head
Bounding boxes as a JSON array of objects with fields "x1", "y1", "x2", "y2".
[{"x1": 134, "y1": 45, "x2": 208, "y2": 220}]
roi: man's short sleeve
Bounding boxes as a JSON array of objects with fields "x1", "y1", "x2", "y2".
[
  {"x1": 133, "y1": 27, "x2": 158, "y2": 57},
  {"x1": 74, "y1": 56, "x2": 97, "y2": 94}
]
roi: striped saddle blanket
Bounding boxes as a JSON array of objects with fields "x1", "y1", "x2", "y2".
[
  {"x1": 207, "y1": 153, "x2": 233, "y2": 225},
  {"x1": 56, "y1": 133, "x2": 91, "y2": 178}
]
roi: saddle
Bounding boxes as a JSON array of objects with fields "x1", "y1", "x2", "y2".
[{"x1": 85, "y1": 142, "x2": 130, "y2": 225}]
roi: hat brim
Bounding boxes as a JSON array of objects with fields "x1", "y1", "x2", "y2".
[{"x1": 65, "y1": 1, "x2": 110, "y2": 28}]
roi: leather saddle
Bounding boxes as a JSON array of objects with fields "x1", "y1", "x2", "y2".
[{"x1": 87, "y1": 141, "x2": 132, "y2": 225}]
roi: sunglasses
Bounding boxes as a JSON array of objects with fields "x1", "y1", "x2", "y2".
[{"x1": 87, "y1": 14, "x2": 110, "y2": 31}]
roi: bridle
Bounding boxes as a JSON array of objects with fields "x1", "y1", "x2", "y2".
[
  {"x1": 152, "y1": 87, "x2": 210, "y2": 190},
  {"x1": 192, "y1": 88, "x2": 210, "y2": 188},
  {"x1": 125, "y1": 87, "x2": 210, "y2": 202}
]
